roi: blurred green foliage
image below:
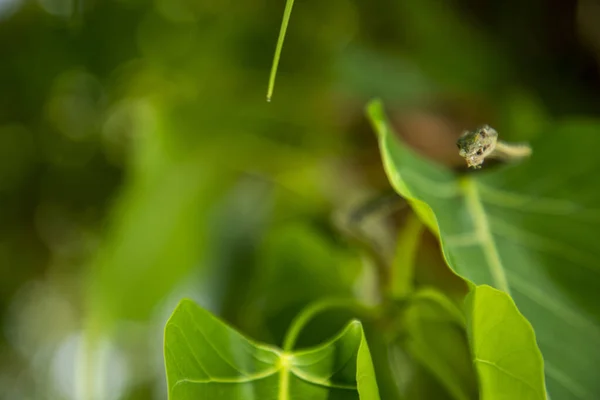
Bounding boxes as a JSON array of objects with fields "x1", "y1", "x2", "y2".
[{"x1": 1, "y1": 0, "x2": 600, "y2": 399}]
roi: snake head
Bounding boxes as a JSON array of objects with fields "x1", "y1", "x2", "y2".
[{"x1": 457, "y1": 125, "x2": 498, "y2": 168}]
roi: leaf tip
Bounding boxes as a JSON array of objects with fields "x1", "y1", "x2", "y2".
[
  {"x1": 342, "y1": 319, "x2": 364, "y2": 338},
  {"x1": 166, "y1": 298, "x2": 198, "y2": 326},
  {"x1": 365, "y1": 98, "x2": 387, "y2": 139},
  {"x1": 366, "y1": 98, "x2": 384, "y2": 119},
  {"x1": 175, "y1": 297, "x2": 197, "y2": 309},
  {"x1": 349, "y1": 319, "x2": 362, "y2": 328}
]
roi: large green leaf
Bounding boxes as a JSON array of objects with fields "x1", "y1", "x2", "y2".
[
  {"x1": 164, "y1": 299, "x2": 380, "y2": 400},
  {"x1": 465, "y1": 285, "x2": 545, "y2": 400},
  {"x1": 367, "y1": 99, "x2": 600, "y2": 399}
]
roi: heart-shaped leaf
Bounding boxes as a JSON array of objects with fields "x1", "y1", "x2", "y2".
[
  {"x1": 164, "y1": 299, "x2": 380, "y2": 400},
  {"x1": 367, "y1": 99, "x2": 600, "y2": 400}
]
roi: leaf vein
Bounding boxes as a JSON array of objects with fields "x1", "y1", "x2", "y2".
[
  {"x1": 461, "y1": 179, "x2": 510, "y2": 293},
  {"x1": 172, "y1": 366, "x2": 280, "y2": 387},
  {"x1": 289, "y1": 367, "x2": 358, "y2": 391},
  {"x1": 474, "y1": 357, "x2": 544, "y2": 398},
  {"x1": 489, "y1": 217, "x2": 600, "y2": 273},
  {"x1": 545, "y1": 362, "x2": 591, "y2": 400},
  {"x1": 169, "y1": 323, "x2": 210, "y2": 377},
  {"x1": 507, "y1": 274, "x2": 600, "y2": 336},
  {"x1": 185, "y1": 307, "x2": 251, "y2": 376}
]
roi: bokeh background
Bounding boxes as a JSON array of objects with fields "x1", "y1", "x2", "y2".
[{"x1": 1, "y1": 0, "x2": 600, "y2": 399}]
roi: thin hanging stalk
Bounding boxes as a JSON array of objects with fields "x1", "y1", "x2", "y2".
[{"x1": 267, "y1": 0, "x2": 295, "y2": 102}]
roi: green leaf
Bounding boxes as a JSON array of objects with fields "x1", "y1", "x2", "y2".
[
  {"x1": 465, "y1": 285, "x2": 546, "y2": 400},
  {"x1": 367, "y1": 99, "x2": 600, "y2": 399},
  {"x1": 267, "y1": 0, "x2": 296, "y2": 101},
  {"x1": 164, "y1": 299, "x2": 380, "y2": 400}
]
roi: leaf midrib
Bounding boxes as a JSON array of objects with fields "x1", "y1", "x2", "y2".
[{"x1": 460, "y1": 178, "x2": 510, "y2": 294}]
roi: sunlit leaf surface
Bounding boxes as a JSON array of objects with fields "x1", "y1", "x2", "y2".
[
  {"x1": 367, "y1": 99, "x2": 600, "y2": 400},
  {"x1": 164, "y1": 299, "x2": 380, "y2": 400},
  {"x1": 466, "y1": 285, "x2": 546, "y2": 400}
]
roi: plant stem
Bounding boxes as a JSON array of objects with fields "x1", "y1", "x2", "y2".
[
  {"x1": 282, "y1": 298, "x2": 374, "y2": 351},
  {"x1": 390, "y1": 212, "x2": 423, "y2": 298},
  {"x1": 267, "y1": 0, "x2": 295, "y2": 102}
]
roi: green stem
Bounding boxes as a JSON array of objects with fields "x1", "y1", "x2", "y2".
[
  {"x1": 410, "y1": 288, "x2": 466, "y2": 327},
  {"x1": 282, "y1": 298, "x2": 374, "y2": 351},
  {"x1": 267, "y1": 0, "x2": 295, "y2": 102},
  {"x1": 390, "y1": 212, "x2": 424, "y2": 298},
  {"x1": 337, "y1": 193, "x2": 407, "y2": 301}
]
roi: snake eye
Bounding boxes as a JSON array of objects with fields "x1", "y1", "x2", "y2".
[{"x1": 476, "y1": 149, "x2": 483, "y2": 156}]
